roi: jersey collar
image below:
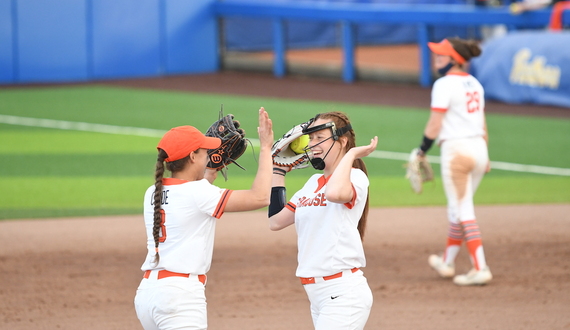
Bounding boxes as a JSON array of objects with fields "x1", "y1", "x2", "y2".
[
  {"x1": 446, "y1": 71, "x2": 470, "y2": 77},
  {"x1": 162, "y1": 177, "x2": 189, "y2": 185},
  {"x1": 314, "y1": 174, "x2": 331, "y2": 193}
]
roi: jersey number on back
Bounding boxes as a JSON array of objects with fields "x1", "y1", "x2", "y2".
[{"x1": 466, "y1": 91, "x2": 481, "y2": 113}]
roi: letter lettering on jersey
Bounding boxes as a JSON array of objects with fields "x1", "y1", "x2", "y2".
[
  {"x1": 152, "y1": 190, "x2": 170, "y2": 205},
  {"x1": 313, "y1": 195, "x2": 320, "y2": 206},
  {"x1": 296, "y1": 193, "x2": 328, "y2": 208},
  {"x1": 161, "y1": 190, "x2": 169, "y2": 205},
  {"x1": 319, "y1": 193, "x2": 327, "y2": 206}
]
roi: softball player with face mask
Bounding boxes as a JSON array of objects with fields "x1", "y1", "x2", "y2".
[
  {"x1": 418, "y1": 38, "x2": 492, "y2": 286},
  {"x1": 134, "y1": 108, "x2": 273, "y2": 330},
  {"x1": 269, "y1": 112, "x2": 378, "y2": 330}
]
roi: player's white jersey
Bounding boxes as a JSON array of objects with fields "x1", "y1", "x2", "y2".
[
  {"x1": 140, "y1": 178, "x2": 232, "y2": 275},
  {"x1": 431, "y1": 72, "x2": 486, "y2": 142},
  {"x1": 286, "y1": 168, "x2": 369, "y2": 278}
]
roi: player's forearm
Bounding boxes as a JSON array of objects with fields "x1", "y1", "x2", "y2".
[
  {"x1": 272, "y1": 173, "x2": 286, "y2": 188},
  {"x1": 326, "y1": 150, "x2": 355, "y2": 203},
  {"x1": 269, "y1": 210, "x2": 294, "y2": 231},
  {"x1": 248, "y1": 145, "x2": 273, "y2": 207},
  {"x1": 424, "y1": 111, "x2": 444, "y2": 140},
  {"x1": 424, "y1": 121, "x2": 441, "y2": 140}
]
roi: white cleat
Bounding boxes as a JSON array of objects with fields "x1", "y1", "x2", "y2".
[
  {"x1": 428, "y1": 254, "x2": 455, "y2": 278},
  {"x1": 453, "y1": 267, "x2": 493, "y2": 286}
]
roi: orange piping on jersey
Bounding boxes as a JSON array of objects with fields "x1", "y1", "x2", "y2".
[
  {"x1": 213, "y1": 189, "x2": 233, "y2": 219},
  {"x1": 446, "y1": 72, "x2": 470, "y2": 77},
  {"x1": 431, "y1": 107, "x2": 447, "y2": 113},
  {"x1": 162, "y1": 177, "x2": 189, "y2": 185},
  {"x1": 314, "y1": 175, "x2": 331, "y2": 193},
  {"x1": 285, "y1": 202, "x2": 296, "y2": 212},
  {"x1": 343, "y1": 184, "x2": 357, "y2": 209}
]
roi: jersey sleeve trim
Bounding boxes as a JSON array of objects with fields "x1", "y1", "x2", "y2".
[
  {"x1": 213, "y1": 189, "x2": 233, "y2": 219},
  {"x1": 343, "y1": 184, "x2": 357, "y2": 209},
  {"x1": 285, "y1": 202, "x2": 296, "y2": 212},
  {"x1": 431, "y1": 107, "x2": 447, "y2": 113}
]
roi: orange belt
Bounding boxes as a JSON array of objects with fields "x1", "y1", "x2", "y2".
[
  {"x1": 144, "y1": 270, "x2": 207, "y2": 285},
  {"x1": 300, "y1": 268, "x2": 359, "y2": 285}
]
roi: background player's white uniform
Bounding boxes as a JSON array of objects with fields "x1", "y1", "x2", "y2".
[
  {"x1": 134, "y1": 178, "x2": 232, "y2": 330},
  {"x1": 431, "y1": 72, "x2": 489, "y2": 270},
  {"x1": 285, "y1": 168, "x2": 373, "y2": 330}
]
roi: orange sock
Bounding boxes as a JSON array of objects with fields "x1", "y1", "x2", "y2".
[
  {"x1": 462, "y1": 220, "x2": 486, "y2": 270},
  {"x1": 443, "y1": 222, "x2": 463, "y2": 264}
]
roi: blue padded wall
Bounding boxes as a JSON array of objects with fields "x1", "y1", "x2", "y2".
[
  {"x1": 16, "y1": 0, "x2": 88, "y2": 82},
  {"x1": 91, "y1": 0, "x2": 162, "y2": 79},
  {"x1": 166, "y1": 0, "x2": 218, "y2": 74},
  {"x1": 0, "y1": 0, "x2": 14, "y2": 83}
]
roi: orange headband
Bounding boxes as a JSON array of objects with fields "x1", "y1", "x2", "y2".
[{"x1": 427, "y1": 39, "x2": 466, "y2": 65}]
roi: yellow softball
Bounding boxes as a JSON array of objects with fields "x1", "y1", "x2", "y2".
[{"x1": 290, "y1": 134, "x2": 309, "y2": 154}]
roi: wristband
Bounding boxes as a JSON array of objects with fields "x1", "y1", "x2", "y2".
[
  {"x1": 268, "y1": 186, "x2": 286, "y2": 217},
  {"x1": 273, "y1": 167, "x2": 287, "y2": 175},
  {"x1": 419, "y1": 135, "x2": 435, "y2": 154}
]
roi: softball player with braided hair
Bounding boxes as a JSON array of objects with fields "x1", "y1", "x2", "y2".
[
  {"x1": 269, "y1": 111, "x2": 378, "y2": 330},
  {"x1": 134, "y1": 108, "x2": 273, "y2": 330},
  {"x1": 418, "y1": 37, "x2": 492, "y2": 286}
]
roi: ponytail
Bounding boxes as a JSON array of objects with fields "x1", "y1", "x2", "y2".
[
  {"x1": 151, "y1": 150, "x2": 190, "y2": 266},
  {"x1": 448, "y1": 37, "x2": 482, "y2": 63},
  {"x1": 353, "y1": 158, "x2": 370, "y2": 241},
  {"x1": 318, "y1": 111, "x2": 370, "y2": 240},
  {"x1": 151, "y1": 149, "x2": 168, "y2": 266}
]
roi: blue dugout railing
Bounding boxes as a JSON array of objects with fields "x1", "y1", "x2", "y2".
[{"x1": 213, "y1": 1, "x2": 558, "y2": 87}]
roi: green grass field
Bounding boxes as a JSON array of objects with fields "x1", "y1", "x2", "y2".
[{"x1": 1, "y1": 85, "x2": 568, "y2": 219}]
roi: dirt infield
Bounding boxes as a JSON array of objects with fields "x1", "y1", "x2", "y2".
[
  {"x1": 1, "y1": 205, "x2": 569, "y2": 330},
  {"x1": 1, "y1": 66, "x2": 569, "y2": 329}
]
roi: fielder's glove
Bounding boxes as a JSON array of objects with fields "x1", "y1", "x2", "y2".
[
  {"x1": 206, "y1": 109, "x2": 248, "y2": 179},
  {"x1": 405, "y1": 148, "x2": 434, "y2": 194},
  {"x1": 271, "y1": 123, "x2": 310, "y2": 171}
]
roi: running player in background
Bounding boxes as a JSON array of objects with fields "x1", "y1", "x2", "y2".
[
  {"x1": 268, "y1": 112, "x2": 378, "y2": 330},
  {"x1": 419, "y1": 38, "x2": 493, "y2": 286},
  {"x1": 134, "y1": 108, "x2": 273, "y2": 329}
]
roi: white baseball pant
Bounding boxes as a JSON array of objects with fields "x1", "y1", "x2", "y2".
[
  {"x1": 440, "y1": 136, "x2": 489, "y2": 224},
  {"x1": 134, "y1": 273, "x2": 207, "y2": 330},
  {"x1": 303, "y1": 270, "x2": 373, "y2": 330}
]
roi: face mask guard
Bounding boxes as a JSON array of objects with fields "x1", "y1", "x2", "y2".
[
  {"x1": 300, "y1": 115, "x2": 352, "y2": 170},
  {"x1": 301, "y1": 115, "x2": 352, "y2": 141}
]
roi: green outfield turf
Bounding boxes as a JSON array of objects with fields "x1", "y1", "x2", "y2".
[{"x1": 0, "y1": 85, "x2": 568, "y2": 220}]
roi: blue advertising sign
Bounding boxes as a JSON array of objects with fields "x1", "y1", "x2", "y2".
[{"x1": 471, "y1": 31, "x2": 570, "y2": 108}]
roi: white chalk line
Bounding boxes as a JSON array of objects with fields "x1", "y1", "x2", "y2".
[
  {"x1": 370, "y1": 150, "x2": 570, "y2": 176},
  {"x1": 2, "y1": 115, "x2": 569, "y2": 176},
  {"x1": 0, "y1": 114, "x2": 166, "y2": 138}
]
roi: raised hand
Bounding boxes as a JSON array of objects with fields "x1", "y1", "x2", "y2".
[{"x1": 257, "y1": 107, "x2": 274, "y2": 150}]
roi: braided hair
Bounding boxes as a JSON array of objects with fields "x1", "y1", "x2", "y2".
[
  {"x1": 317, "y1": 111, "x2": 370, "y2": 240},
  {"x1": 150, "y1": 149, "x2": 190, "y2": 266}
]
